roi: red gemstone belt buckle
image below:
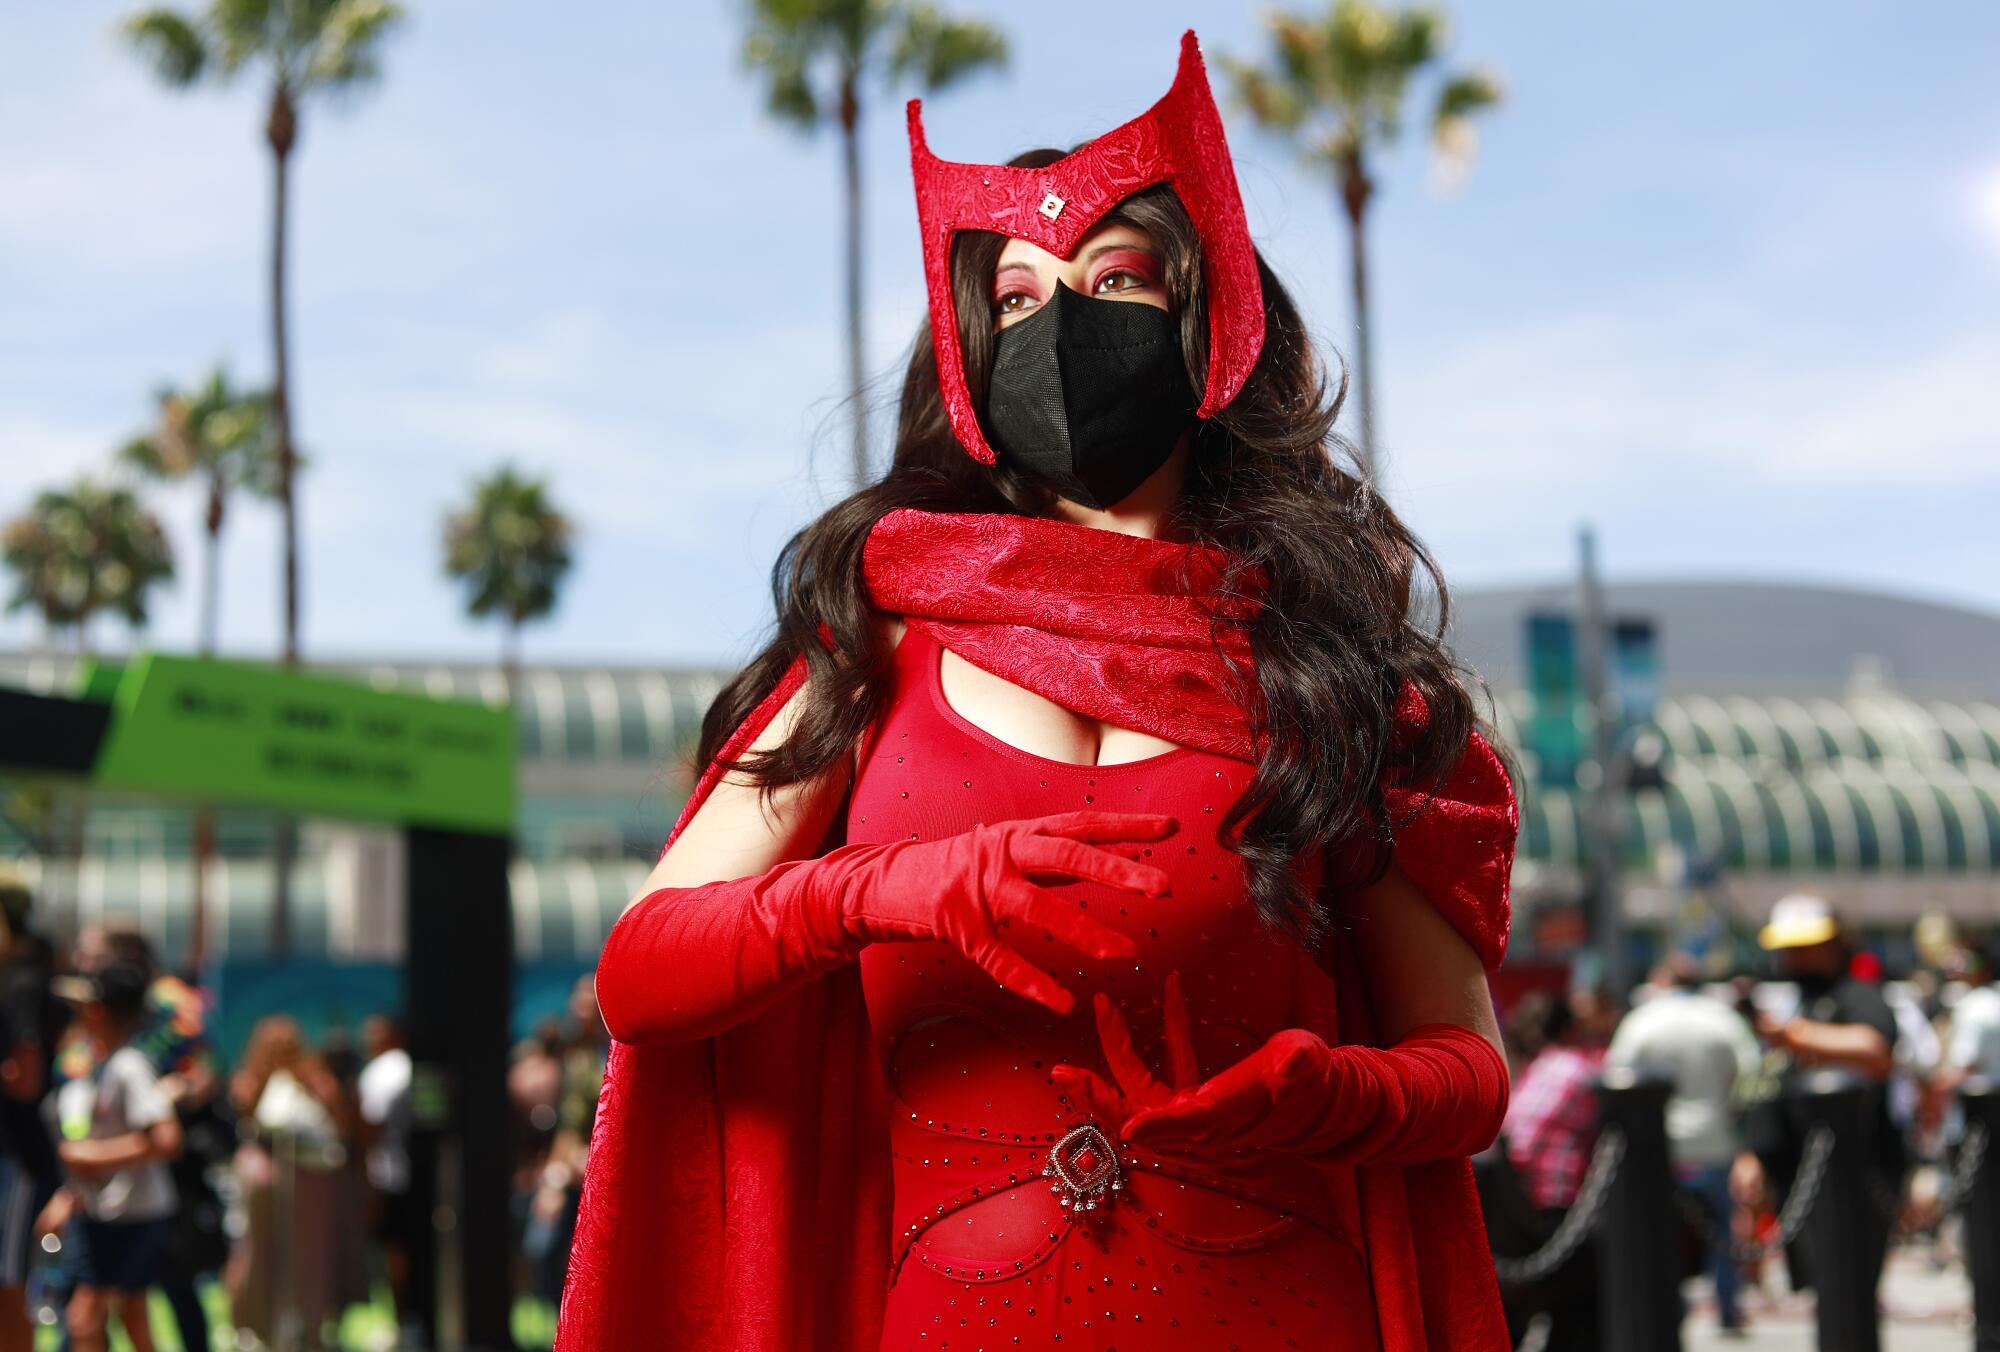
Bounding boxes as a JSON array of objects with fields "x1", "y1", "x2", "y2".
[{"x1": 1042, "y1": 1122, "x2": 1124, "y2": 1215}]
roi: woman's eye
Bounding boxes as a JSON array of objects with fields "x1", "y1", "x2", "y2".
[
  {"x1": 993, "y1": 290, "x2": 1040, "y2": 318},
  {"x1": 1093, "y1": 269, "x2": 1148, "y2": 295}
]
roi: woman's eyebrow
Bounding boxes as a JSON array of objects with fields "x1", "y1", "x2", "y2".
[{"x1": 993, "y1": 259, "x2": 1040, "y2": 282}]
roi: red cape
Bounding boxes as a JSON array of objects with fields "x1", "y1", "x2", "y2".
[{"x1": 558, "y1": 510, "x2": 1517, "y2": 1350}]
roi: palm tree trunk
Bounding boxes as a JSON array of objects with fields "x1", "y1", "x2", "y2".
[
  {"x1": 189, "y1": 809, "x2": 216, "y2": 978},
  {"x1": 268, "y1": 83, "x2": 299, "y2": 960},
  {"x1": 839, "y1": 73, "x2": 868, "y2": 489},
  {"x1": 200, "y1": 477, "x2": 223, "y2": 655},
  {"x1": 270, "y1": 90, "x2": 300, "y2": 668},
  {"x1": 1340, "y1": 152, "x2": 1377, "y2": 479},
  {"x1": 191, "y1": 486, "x2": 223, "y2": 976},
  {"x1": 502, "y1": 618, "x2": 521, "y2": 707}
]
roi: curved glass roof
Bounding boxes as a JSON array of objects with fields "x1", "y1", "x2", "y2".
[{"x1": 1496, "y1": 690, "x2": 2000, "y2": 873}]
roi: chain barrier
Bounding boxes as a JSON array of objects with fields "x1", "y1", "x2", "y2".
[
  {"x1": 1493, "y1": 1127, "x2": 1625, "y2": 1289},
  {"x1": 1734, "y1": 1122, "x2": 1832, "y2": 1264},
  {"x1": 1947, "y1": 1120, "x2": 1988, "y2": 1217},
  {"x1": 1513, "y1": 1311, "x2": 1552, "y2": 1352}
]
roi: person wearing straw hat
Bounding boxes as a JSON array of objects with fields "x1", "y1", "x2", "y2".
[
  {"x1": 1734, "y1": 893, "x2": 1903, "y2": 1303},
  {"x1": 1750, "y1": 895, "x2": 1896, "y2": 1080}
]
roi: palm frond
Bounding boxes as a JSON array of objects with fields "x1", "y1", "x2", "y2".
[
  {"x1": 301, "y1": 0, "x2": 405, "y2": 92},
  {"x1": 442, "y1": 467, "x2": 574, "y2": 629},
  {"x1": 121, "y1": 9, "x2": 210, "y2": 86},
  {"x1": 1383, "y1": 6, "x2": 1446, "y2": 72},
  {"x1": 1, "y1": 478, "x2": 175, "y2": 632},
  {"x1": 121, "y1": 367, "x2": 275, "y2": 491},
  {"x1": 1268, "y1": 12, "x2": 1327, "y2": 100},
  {"x1": 1428, "y1": 68, "x2": 1501, "y2": 188},
  {"x1": 1434, "y1": 67, "x2": 1502, "y2": 126},
  {"x1": 888, "y1": 6, "x2": 1006, "y2": 92},
  {"x1": 1229, "y1": 0, "x2": 1502, "y2": 167},
  {"x1": 1221, "y1": 56, "x2": 1306, "y2": 132},
  {"x1": 744, "y1": 20, "x2": 826, "y2": 128},
  {"x1": 208, "y1": 0, "x2": 277, "y2": 75},
  {"x1": 117, "y1": 434, "x2": 173, "y2": 478}
]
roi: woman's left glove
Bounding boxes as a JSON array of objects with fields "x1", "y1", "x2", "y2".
[{"x1": 1051, "y1": 972, "x2": 1508, "y2": 1167}]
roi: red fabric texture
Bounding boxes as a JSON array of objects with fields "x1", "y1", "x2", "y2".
[
  {"x1": 864, "y1": 507, "x2": 1258, "y2": 759},
  {"x1": 557, "y1": 508, "x2": 1517, "y2": 1351},
  {"x1": 908, "y1": 29, "x2": 1265, "y2": 463}
]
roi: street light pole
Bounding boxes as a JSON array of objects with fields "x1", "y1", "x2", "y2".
[{"x1": 1576, "y1": 525, "x2": 1629, "y2": 996}]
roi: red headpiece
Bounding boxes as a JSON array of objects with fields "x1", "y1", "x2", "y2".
[{"x1": 906, "y1": 29, "x2": 1266, "y2": 465}]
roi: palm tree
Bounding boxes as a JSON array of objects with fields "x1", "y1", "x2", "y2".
[
  {"x1": 120, "y1": 367, "x2": 274, "y2": 975},
  {"x1": 1223, "y1": 2, "x2": 1501, "y2": 476},
  {"x1": 744, "y1": 0, "x2": 1007, "y2": 488},
  {"x1": 121, "y1": 366, "x2": 275, "y2": 656},
  {"x1": 2, "y1": 478, "x2": 176, "y2": 655},
  {"x1": 124, "y1": 0, "x2": 405, "y2": 668},
  {"x1": 443, "y1": 468, "x2": 574, "y2": 701}
]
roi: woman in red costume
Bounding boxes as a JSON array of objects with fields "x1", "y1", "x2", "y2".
[{"x1": 560, "y1": 30, "x2": 1517, "y2": 1352}]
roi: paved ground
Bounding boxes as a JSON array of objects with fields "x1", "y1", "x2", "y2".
[{"x1": 1682, "y1": 1243, "x2": 1976, "y2": 1351}]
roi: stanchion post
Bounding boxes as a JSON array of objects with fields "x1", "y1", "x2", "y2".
[
  {"x1": 1793, "y1": 1070, "x2": 1883, "y2": 1352},
  {"x1": 1963, "y1": 1079, "x2": 2000, "y2": 1352},
  {"x1": 407, "y1": 827, "x2": 516, "y2": 1350},
  {"x1": 1595, "y1": 1067, "x2": 1681, "y2": 1352}
]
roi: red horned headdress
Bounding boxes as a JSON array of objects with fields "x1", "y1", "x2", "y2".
[{"x1": 907, "y1": 29, "x2": 1266, "y2": 465}]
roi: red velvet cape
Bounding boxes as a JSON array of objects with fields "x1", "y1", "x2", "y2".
[{"x1": 556, "y1": 509, "x2": 1517, "y2": 1350}]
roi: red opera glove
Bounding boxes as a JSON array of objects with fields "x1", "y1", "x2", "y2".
[
  {"x1": 1052, "y1": 972, "x2": 1507, "y2": 1166},
  {"x1": 596, "y1": 811, "x2": 1176, "y2": 1044}
]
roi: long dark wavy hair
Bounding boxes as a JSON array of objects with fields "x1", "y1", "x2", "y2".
[{"x1": 695, "y1": 150, "x2": 1489, "y2": 944}]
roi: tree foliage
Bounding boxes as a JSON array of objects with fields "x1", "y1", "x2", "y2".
[
  {"x1": 120, "y1": 366, "x2": 278, "y2": 500},
  {"x1": 123, "y1": 0, "x2": 405, "y2": 99},
  {"x1": 743, "y1": 0, "x2": 1007, "y2": 130},
  {"x1": 442, "y1": 467, "x2": 574, "y2": 637},
  {"x1": 2, "y1": 479, "x2": 176, "y2": 640},
  {"x1": 1222, "y1": 1, "x2": 1501, "y2": 179}
]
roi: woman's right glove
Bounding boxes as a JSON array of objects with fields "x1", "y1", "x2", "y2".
[{"x1": 596, "y1": 810, "x2": 1176, "y2": 1045}]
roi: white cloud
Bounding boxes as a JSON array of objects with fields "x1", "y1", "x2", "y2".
[{"x1": 1386, "y1": 302, "x2": 2000, "y2": 509}]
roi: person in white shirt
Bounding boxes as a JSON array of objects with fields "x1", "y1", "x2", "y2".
[
  {"x1": 35, "y1": 962, "x2": 181, "y2": 1352},
  {"x1": 1607, "y1": 953, "x2": 1761, "y2": 1333},
  {"x1": 1942, "y1": 944, "x2": 2000, "y2": 1090},
  {"x1": 357, "y1": 1015, "x2": 416, "y2": 1341}
]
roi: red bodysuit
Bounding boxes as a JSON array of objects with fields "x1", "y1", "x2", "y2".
[{"x1": 852, "y1": 625, "x2": 1381, "y2": 1349}]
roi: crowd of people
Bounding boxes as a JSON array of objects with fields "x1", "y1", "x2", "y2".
[
  {"x1": 0, "y1": 868, "x2": 603, "y2": 1352},
  {"x1": 506, "y1": 975, "x2": 607, "y2": 1315},
  {"x1": 1488, "y1": 891, "x2": 2000, "y2": 1347}
]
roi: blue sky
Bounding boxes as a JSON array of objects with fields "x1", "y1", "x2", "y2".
[{"x1": 4, "y1": 2, "x2": 1999, "y2": 668}]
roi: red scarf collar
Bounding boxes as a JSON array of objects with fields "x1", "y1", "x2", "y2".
[{"x1": 861, "y1": 508, "x2": 1262, "y2": 761}]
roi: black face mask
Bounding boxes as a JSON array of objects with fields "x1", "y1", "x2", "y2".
[{"x1": 983, "y1": 283, "x2": 1196, "y2": 510}]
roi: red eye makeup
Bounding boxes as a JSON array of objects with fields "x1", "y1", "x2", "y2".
[
  {"x1": 992, "y1": 262, "x2": 1048, "y2": 313},
  {"x1": 1085, "y1": 248, "x2": 1162, "y2": 294}
]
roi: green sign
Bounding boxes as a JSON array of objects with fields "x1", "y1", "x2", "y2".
[{"x1": 86, "y1": 654, "x2": 516, "y2": 833}]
